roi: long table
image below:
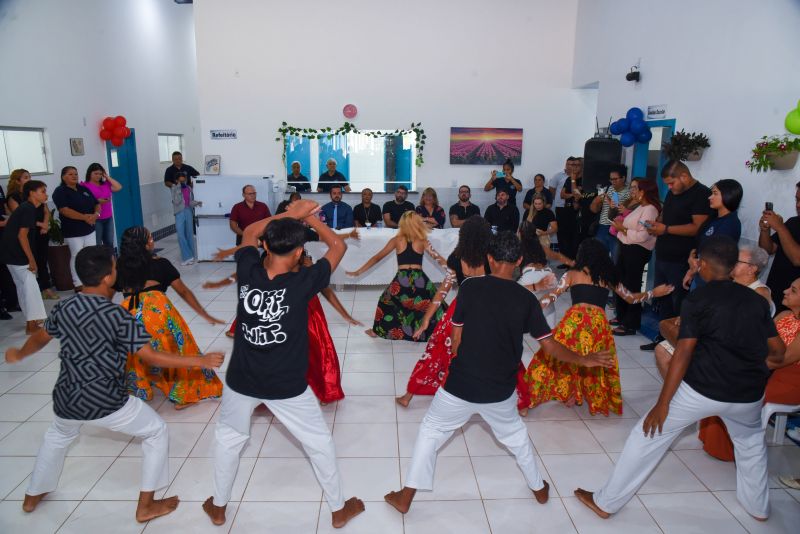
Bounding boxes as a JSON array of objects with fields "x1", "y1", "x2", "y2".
[{"x1": 305, "y1": 228, "x2": 459, "y2": 285}]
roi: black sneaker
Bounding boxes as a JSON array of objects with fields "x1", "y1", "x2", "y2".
[
  {"x1": 640, "y1": 335, "x2": 664, "y2": 351},
  {"x1": 0, "y1": 308, "x2": 12, "y2": 320}
]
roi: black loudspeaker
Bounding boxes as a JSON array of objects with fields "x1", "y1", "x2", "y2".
[{"x1": 582, "y1": 137, "x2": 623, "y2": 192}]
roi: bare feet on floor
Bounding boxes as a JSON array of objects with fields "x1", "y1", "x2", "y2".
[
  {"x1": 532, "y1": 480, "x2": 549, "y2": 504},
  {"x1": 364, "y1": 329, "x2": 377, "y2": 338},
  {"x1": 574, "y1": 488, "x2": 610, "y2": 519},
  {"x1": 564, "y1": 395, "x2": 577, "y2": 408},
  {"x1": 136, "y1": 491, "x2": 179, "y2": 523},
  {"x1": 518, "y1": 407, "x2": 529, "y2": 417},
  {"x1": 22, "y1": 493, "x2": 48, "y2": 512},
  {"x1": 331, "y1": 497, "x2": 365, "y2": 528},
  {"x1": 202, "y1": 497, "x2": 227, "y2": 525},
  {"x1": 384, "y1": 487, "x2": 416, "y2": 514},
  {"x1": 396, "y1": 393, "x2": 413, "y2": 407}
]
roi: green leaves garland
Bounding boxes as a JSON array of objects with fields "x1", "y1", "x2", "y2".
[{"x1": 275, "y1": 122, "x2": 426, "y2": 166}]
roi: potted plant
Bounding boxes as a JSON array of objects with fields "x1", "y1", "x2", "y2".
[
  {"x1": 746, "y1": 135, "x2": 800, "y2": 173},
  {"x1": 47, "y1": 210, "x2": 74, "y2": 291},
  {"x1": 662, "y1": 129, "x2": 711, "y2": 161}
]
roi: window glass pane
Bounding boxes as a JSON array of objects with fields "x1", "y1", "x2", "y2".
[
  {"x1": 158, "y1": 134, "x2": 183, "y2": 162},
  {"x1": 1, "y1": 129, "x2": 47, "y2": 174},
  {"x1": 0, "y1": 133, "x2": 9, "y2": 176}
]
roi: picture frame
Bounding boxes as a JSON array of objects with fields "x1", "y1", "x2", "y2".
[
  {"x1": 69, "y1": 137, "x2": 85, "y2": 156},
  {"x1": 204, "y1": 155, "x2": 221, "y2": 175},
  {"x1": 449, "y1": 127, "x2": 523, "y2": 165}
]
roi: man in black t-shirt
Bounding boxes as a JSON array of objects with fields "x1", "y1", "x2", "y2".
[
  {"x1": 759, "y1": 182, "x2": 800, "y2": 313},
  {"x1": 204, "y1": 200, "x2": 364, "y2": 529},
  {"x1": 382, "y1": 185, "x2": 415, "y2": 228},
  {"x1": 448, "y1": 185, "x2": 481, "y2": 228},
  {"x1": 576, "y1": 235, "x2": 784, "y2": 521},
  {"x1": 353, "y1": 188, "x2": 382, "y2": 227},
  {"x1": 163, "y1": 151, "x2": 200, "y2": 187},
  {"x1": 640, "y1": 161, "x2": 711, "y2": 350},
  {"x1": 484, "y1": 190, "x2": 520, "y2": 232},
  {"x1": 287, "y1": 161, "x2": 311, "y2": 192},
  {"x1": 385, "y1": 232, "x2": 613, "y2": 515},
  {"x1": 317, "y1": 159, "x2": 350, "y2": 193}
]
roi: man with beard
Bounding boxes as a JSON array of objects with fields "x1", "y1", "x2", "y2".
[
  {"x1": 448, "y1": 185, "x2": 481, "y2": 228},
  {"x1": 382, "y1": 185, "x2": 415, "y2": 229}
]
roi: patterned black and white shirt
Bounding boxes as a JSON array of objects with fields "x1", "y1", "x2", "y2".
[{"x1": 45, "y1": 293, "x2": 151, "y2": 420}]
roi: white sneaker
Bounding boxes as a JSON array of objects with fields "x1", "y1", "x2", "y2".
[{"x1": 180, "y1": 258, "x2": 195, "y2": 266}]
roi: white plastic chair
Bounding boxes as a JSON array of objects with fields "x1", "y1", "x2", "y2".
[{"x1": 761, "y1": 403, "x2": 800, "y2": 445}]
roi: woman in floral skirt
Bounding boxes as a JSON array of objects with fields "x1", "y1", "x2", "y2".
[
  {"x1": 347, "y1": 211, "x2": 446, "y2": 341},
  {"x1": 519, "y1": 238, "x2": 673, "y2": 416}
]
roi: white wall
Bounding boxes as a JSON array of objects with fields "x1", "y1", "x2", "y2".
[
  {"x1": 573, "y1": 0, "x2": 800, "y2": 241},
  {"x1": 0, "y1": 0, "x2": 201, "y2": 231},
  {"x1": 193, "y1": 0, "x2": 597, "y2": 205}
]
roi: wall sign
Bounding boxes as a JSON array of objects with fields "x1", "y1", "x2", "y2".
[
  {"x1": 210, "y1": 129, "x2": 237, "y2": 140},
  {"x1": 646, "y1": 105, "x2": 667, "y2": 120}
]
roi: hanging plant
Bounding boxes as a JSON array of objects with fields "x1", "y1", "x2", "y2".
[
  {"x1": 746, "y1": 135, "x2": 800, "y2": 173},
  {"x1": 662, "y1": 129, "x2": 711, "y2": 161},
  {"x1": 275, "y1": 122, "x2": 426, "y2": 166}
]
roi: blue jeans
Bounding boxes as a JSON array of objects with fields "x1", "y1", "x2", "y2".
[
  {"x1": 175, "y1": 209, "x2": 196, "y2": 261},
  {"x1": 94, "y1": 217, "x2": 115, "y2": 247},
  {"x1": 595, "y1": 224, "x2": 619, "y2": 261}
]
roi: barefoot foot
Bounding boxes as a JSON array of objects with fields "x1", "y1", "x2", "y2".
[
  {"x1": 136, "y1": 495, "x2": 179, "y2": 522},
  {"x1": 384, "y1": 487, "x2": 416, "y2": 514},
  {"x1": 364, "y1": 329, "x2": 377, "y2": 338},
  {"x1": 532, "y1": 480, "x2": 549, "y2": 504},
  {"x1": 22, "y1": 493, "x2": 48, "y2": 512},
  {"x1": 174, "y1": 401, "x2": 197, "y2": 411},
  {"x1": 518, "y1": 407, "x2": 529, "y2": 417},
  {"x1": 332, "y1": 497, "x2": 365, "y2": 528},
  {"x1": 574, "y1": 488, "x2": 610, "y2": 519},
  {"x1": 564, "y1": 395, "x2": 577, "y2": 408},
  {"x1": 396, "y1": 393, "x2": 413, "y2": 407},
  {"x1": 202, "y1": 497, "x2": 227, "y2": 526}
]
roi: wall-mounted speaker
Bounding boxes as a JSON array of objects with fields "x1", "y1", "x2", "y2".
[{"x1": 582, "y1": 137, "x2": 623, "y2": 191}]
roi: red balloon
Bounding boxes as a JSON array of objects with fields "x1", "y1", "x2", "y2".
[
  {"x1": 113, "y1": 126, "x2": 126, "y2": 138},
  {"x1": 102, "y1": 117, "x2": 115, "y2": 130},
  {"x1": 114, "y1": 116, "x2": 127, "y2": 127},
  {"x1": 99, "y1": 129, "x2": 112, "y2": 140},
  {"x1": 111, "y1": 137, "x2": 124, "y2": 147},
  {"x1": 123, "y1": 127, "x2": 131, "y2": 138}
]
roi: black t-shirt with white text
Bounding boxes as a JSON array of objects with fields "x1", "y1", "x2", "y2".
[
  {"x1": 656, "y1": 181, "x2": 712, "y2": 262},
  {"x1": 227, "y1": 247, "x2": 331, "y2": 399},
  {"x1": 447, "y1": 276, "x2": 552, "y2": 403},
  {"x1": 679, "y1": 280, "x2": 777, "y2": 403}
]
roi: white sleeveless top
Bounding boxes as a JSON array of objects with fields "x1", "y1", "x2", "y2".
[
  {"x1": 519, "y1": 266, "x2": 556, "y2": 329},
  {"x1": 748, "y1": 279, "x2": 776, "y2": 317}
]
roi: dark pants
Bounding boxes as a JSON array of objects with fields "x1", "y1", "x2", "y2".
[
  {"x1": 34, "y1": 232, "x2": 53, "y2": 291},
  {"x1": 555, "y1": 207, "x2": 578, "y2": 260},
  {"x1": 653, "y1": 258, "x2": 688, "y2": 320},
  {"x1": 615, "y1": 244, "x2": 652, "y2": 330}
]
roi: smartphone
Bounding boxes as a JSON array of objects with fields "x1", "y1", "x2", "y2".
[
  {"x1": 638, "y1": 220, "x2": 653, "y2": 229},
  {"x1": 495, "y1": 171, "x2": 505, "y2": 178},
  {"x1": 611, "y1": 191, "x2": 620, "y2": 205},
  {"x1": 765, "y1": 202, "x2": 773, "y2": 211}
]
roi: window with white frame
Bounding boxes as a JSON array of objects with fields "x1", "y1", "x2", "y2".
[
  {"x1": 0, "y1": 127, "x2": 49, "y2": 177},
  {"x1": 158, "y1": 134, "x2": 183, "y2": 163}
]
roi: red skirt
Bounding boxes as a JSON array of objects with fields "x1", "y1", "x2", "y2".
[{"x1": 226, "y1": 295, "x2": 344, "y2": 403}]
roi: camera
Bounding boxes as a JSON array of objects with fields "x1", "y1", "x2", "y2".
[{"x1": 625, "y1": 70, "x2": 640, "y2": 82}]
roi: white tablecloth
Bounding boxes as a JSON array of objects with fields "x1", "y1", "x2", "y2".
[{"x1": 305, "y1": 228, "x2": 459, "y2": 285}]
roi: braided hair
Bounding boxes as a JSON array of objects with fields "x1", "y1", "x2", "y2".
[{"x1": 117, "y1": 226, "x2": 152, "y2": 292}]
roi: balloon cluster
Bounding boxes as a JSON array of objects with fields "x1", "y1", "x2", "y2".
[
  {"x1": 98, "y1": 116, "x2": 131, "y2": 147},
  {"x1": 609, "y1": 107, "x2": 653, "y2": 147},
  {"x1": 786, "y1": 99, "x2": 800, "y2": 135}
]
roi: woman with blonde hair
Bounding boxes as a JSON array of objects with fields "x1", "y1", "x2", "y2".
[
  {"x1": 347, "y1": 211, "x2": 447, "y2": 340},
  {"x1": 415, "y1": 187, "x2": 446, "y2": 229}
]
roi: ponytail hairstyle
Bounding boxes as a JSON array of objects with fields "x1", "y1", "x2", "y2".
[{"x1": 117, "y1": 226, "x2": 153, "y2": 292}]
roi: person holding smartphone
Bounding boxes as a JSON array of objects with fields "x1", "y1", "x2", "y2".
[
  {"x1": 483, "y1": 158, "x2": 522, "y2": 202},
  {"x1": 83, "y1": 163, "x2": 123, "y2": 247},
  {"x1": 759, "y1": 181, "x2": 800, "y2": 314},
  {"x1": 590, "y1": 165, "x2": 630, "y2": 260}
]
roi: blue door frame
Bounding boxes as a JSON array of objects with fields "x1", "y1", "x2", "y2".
[{"x1": 106, "y1": 129, "x2": 143, "y2": 245}]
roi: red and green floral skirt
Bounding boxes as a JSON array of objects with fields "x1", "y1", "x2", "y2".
[
  {"x1": 520, "y1": 303, "x2": 622, "y2": 416},
  {"x1": 372, "y1": 268, "x2": 445, "y2": 342}
]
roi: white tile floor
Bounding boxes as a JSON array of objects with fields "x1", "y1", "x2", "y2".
[{"x1": 0, "y1": 234, "x2": 798, "y2": 533}]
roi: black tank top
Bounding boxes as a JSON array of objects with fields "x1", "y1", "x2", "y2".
[
  {"x1": 397, "y1": 241, "x2": 423, "y2": 264},
  {"x1": 570, "y1": 284, "x2": 609, "y2": 308}
]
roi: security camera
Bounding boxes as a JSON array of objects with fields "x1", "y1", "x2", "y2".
[{"x1": 626, "y1": 67, "x2": 640, "y2": 82}]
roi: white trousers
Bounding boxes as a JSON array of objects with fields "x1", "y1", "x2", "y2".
[
  {"x1": 27, "y1": 396, "x2": 169, "y2": 495},
  {"x1": 8, "y1": 264, "x2": 46, "y2": 321},
  {"x1": 406, "y1": 388, "x2": 544, "y2": 492},
  {"x1": 212, "y1": 386, "x2": 344, "y2": 511},
  {"x1": 65, "y1": 234, "x2": 95, "y2": 287},
  {"x1": 595, "y1": 382, "x2": 769, "y2": 518}
]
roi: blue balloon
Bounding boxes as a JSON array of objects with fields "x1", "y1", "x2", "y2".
[
  {"x1": 626, "y1": 107, "x2": 644, "y2": 121},
  {"x1": 609, "y1": 120, "x2": 623, "y2": 135},
  {"x1": 636, "y1": 130, "x2": 653, "y2": 143},
  {"x1": 620, "y1": 132, "x2": 636, "y2": 147},
  {"x1": 616, "y1": 118, "x2": 630, "y2": 133},
  {"x1": 630, "y1": 119, "x2": 647, "y2": 135}
]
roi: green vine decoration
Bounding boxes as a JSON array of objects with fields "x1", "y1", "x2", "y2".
[{"x1": 275, "y1": 122, "x2": 426, "y2": 166}]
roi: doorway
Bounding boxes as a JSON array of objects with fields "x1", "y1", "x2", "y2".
[{"x1": 105, "y1": 129, "x2": 144, "y2": 245}]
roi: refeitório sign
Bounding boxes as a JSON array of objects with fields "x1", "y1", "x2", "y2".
[{"x1": 210, "y1": 129, "x2": 237, "y2": 140}]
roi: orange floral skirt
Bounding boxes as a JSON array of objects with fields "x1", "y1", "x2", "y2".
[
  {"x1": 520, "y1": 303, "x2": 622, "y2": 416},
  {"x1": 122, "y1": 290, "x2": 223, "y2": 406}
]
